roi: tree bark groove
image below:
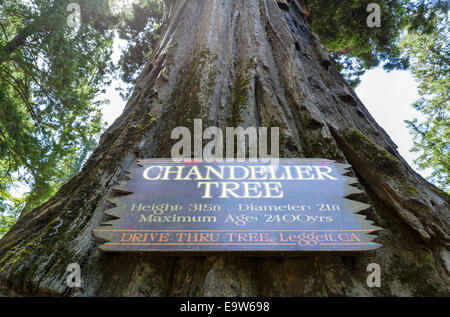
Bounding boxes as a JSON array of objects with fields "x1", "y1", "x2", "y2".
[{"x1": 0, "y1": 0, "x2": 448, "y2": 296}]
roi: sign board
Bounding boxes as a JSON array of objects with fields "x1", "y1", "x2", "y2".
[{"x1": 93, "y1": 159, "x2": 382, "y2": 254}]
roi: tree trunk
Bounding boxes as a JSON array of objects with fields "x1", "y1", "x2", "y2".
[{"x1": 0, "y1": 0, "x2": 448, "y2": 296}]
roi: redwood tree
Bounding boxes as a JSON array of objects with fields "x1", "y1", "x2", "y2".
[{"x1": 0, "y1": 0, "x2": 448, "y2": 296}]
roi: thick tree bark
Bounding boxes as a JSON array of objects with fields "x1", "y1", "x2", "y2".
[{"x1": 0, "y1": 0, "x2": 448, "y2": 296}]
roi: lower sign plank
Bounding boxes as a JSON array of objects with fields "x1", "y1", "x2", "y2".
[{"x1": 93, "y1": 159, "x2": 382, "y2": 254}]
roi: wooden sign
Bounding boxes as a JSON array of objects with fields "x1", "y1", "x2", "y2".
[{"x1": 93, "y1": 159, "x2": 382, "y2": 254}]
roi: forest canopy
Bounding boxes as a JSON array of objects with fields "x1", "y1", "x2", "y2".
[
  {"x1": 0, "y1": 0, "x2": 116, "y2": 219},
  {"x1": 0, "y1": 0, "x2": 448, "y2": 237}
]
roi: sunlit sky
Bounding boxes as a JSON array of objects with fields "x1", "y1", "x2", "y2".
[{"x1": 355, "y1": 68, "x2": 428, "y2": 176}]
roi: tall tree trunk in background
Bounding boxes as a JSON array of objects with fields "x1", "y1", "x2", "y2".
[{"x1": 0, "y1": 0, "x2": 448, "y2": 296}]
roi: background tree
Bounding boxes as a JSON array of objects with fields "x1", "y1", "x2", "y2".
[
  {"x1": 306, "y1": 0, "x2": 408, "y2": 86},
  {"x1": 306, "y1": 0, "x2": 448, "y2": 86},
  {"x1": 402, "y1": 13, "x2": 449, "y2": 193},
  {"x1": 0, "y1": 0, "x2": 116, "y2": 232},
  {"x1": 116, "y1": 0, "x2": 163, "y2": 99},
  {"x1": 0, "y1": 0, "x2": 448, "y2": 296}
]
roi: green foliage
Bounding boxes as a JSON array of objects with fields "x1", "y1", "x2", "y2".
[
  {"x1": 116, "y1": 0, "x2": 163, "y2": 99},
  {"x1": 402, "y1": 15, "x2": 449, "y2": 193},
  {"x1": 0, "y1": 0, "x2": 116, "y2": 222},
  {"x1": 307, "y1": 0, "x2": 407, "y2": 86},
  {"x1": 307, "y1": 0, "x2": 448, "y2": 86},
  {"x1": 0, "y1": 195, "x2": 22, "y2": 238}
]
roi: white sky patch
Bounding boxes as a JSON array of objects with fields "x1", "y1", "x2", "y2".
[
  {"x1": 355, "y1": 68, "x2": 432, "y2": 177},
  {"x1": 111, "y1": 0, "x2": 138, "y2": 14},
  {"x1": 99, "y1": 33, "x2": 129, "y2": 127}
]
